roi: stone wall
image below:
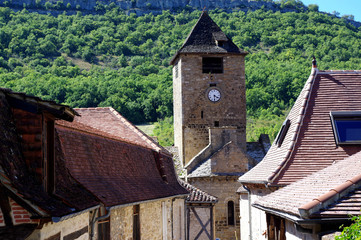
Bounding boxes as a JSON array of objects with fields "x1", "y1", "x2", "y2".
[
  {"x1": 188, "y1": 176, "x2": 240, "y2": 240},
  {"x1": 110, "y1": 197, "x2": 185, "y2": 240},
  {"x1": 27, "y1": 211, "x2": 90, "y2": 240},
  {"x1": 174, "y1": 54, "x2": 246, "y2": 166}
]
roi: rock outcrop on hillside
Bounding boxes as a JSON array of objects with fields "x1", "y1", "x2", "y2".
[{"x1": 0, "y1": 0, "x2": 301, "y2": 14}]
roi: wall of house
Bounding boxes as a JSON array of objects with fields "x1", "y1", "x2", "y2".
[
  {"x1": 285, "y1": 220, "x2": 317, "y2": 240},
  {"x1": 12, "y1": 108, "x2": 44, "y2": 184},
  {"x1": 0, "y1": 208, "x2": 4, "y2": 227},
  {"x1": 173, "y1": 198, "x2": 186, "y2": 240},
  {"x1": 9, "y1": 198, "x2": 39, "y2": 225},
  {"x1": 239, "y1": 185, "x2": 271, "y2": 240},
  {"x1": 27, "y1": 211, "x2": 90, "y2": 240},
  {"x1": 110, "y1": 197, "x2": 185, "y2": 240},
  {"x1": 189, "y1": 176, "x2": 240, "y2": 240},
  {"x1": 187, "y1": 205, "x2": 214, "y2": 240}
]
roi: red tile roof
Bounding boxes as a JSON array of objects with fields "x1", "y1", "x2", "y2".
[
  {"x1": 239, "y1": 68, "x2": 361, "y2": 186},
  {"x1": 74, "y1": 108, "x2": 165, "y2": 153},
  {"x1": 253, "y1": 151, "x2": 361, "y2": 219},
  {"x1": 55, "y1": 109, "x2": 188, "y2": 207},
  {"x1": 0, "y1": 90, "x2": 98, "y2": 219},
  {"x1": 179, "y1": 180, "x2": 218, "y2": 204}
]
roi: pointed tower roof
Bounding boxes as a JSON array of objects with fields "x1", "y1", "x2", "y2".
[{"x1": 170, "y1": 11, "x2": 246, "y2": 64}]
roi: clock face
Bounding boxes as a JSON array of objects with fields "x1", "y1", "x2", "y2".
[{"x1": 208, "y1": 89, "x2": 221, "y2": 102}]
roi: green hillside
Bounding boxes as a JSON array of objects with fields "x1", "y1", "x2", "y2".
[{"x1": 0, "y1": 6, "x2": 360, "y2": 144}]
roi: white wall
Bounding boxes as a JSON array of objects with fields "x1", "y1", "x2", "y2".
[{"x1": 239, "y1": 187, "x2": 270, "y2": 240}]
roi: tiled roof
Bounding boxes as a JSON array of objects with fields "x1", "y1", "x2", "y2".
[
  {"x1": 170, "y1": 11, "x2": 246, "y2": 64},
  {"x1": 0, "y1": 88, "x2": 77, "y2": 121},
  {"x1": 0, "y1": 91, "x2": 97, "y2": 218},
  {"x1": 179, "y1": 180, "x2": 218, "y2": 204},
  {"x1": 74, "y1": 108, "x2": 165, "y2": 153},
  {"x1": 239, "y1": 68, "x2": 361, "y2": 186},
  {"x1": 55, "y1": 111, "x2": 188, "y2": 207},
  {"x1": 253, "y1": 151, "x2": 361, "y2": 219}
]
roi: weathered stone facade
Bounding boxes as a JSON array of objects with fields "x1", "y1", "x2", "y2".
[
  {"x1": 173, "y1": 54, "x2": 246, "y2": 166},
  {"x1": 27, "y1": 212, "x2": 90, "y2": 240},
  {"x1": 188, "y1": 177, "x2": 240, "y2": 240},
  {"x1": 109, "y1": 197, "x2": 185, "y2": 240}
]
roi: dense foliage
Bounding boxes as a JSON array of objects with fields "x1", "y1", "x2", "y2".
[
  {"x1": 336, "y1": 216, "x2": 361, "y2": 240},
  {"x1": 0, "y1": 6, "x2": 360, "y2": 142}
]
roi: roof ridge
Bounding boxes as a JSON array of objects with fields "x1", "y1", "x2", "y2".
[
  {"x1": 55, "y1": 120, "x2": 158, "y2": 152},
  {"x1": 268, "y1": 68, "x2": 319, "y2": 184},
  {"x1": 107, "y1": 107, "x2": 165, "y2": 154},
  {"x1": 298, "y1": 173, "x2": 361, "y2": 218},
  {"x1": 318, "y1": 70, "x2": 361, "y2": 74}
]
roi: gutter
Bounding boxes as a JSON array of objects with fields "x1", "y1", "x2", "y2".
[
  {"x1": 90, "y1": 207, "x2": 111, "y2": 240},
  {"x1": 107, "y1": 194, "x2": 188, "y2": 211},
  {"x1": 253, "y1": 204, "x2": 352, "y2": 226},
  {"x1": 52, "y1": 205, "x2": 100, "y2": 223}
]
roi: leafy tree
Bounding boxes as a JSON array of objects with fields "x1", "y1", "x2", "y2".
[{"x1": 336, "y1": 215, "x2": 361, "y2": 240}]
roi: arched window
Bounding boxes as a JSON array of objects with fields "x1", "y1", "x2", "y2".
[{"x1": 227, "y1": 201, "x2": 235, "y2": 226}]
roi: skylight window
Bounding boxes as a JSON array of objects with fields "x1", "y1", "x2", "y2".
[
  {"x1": 275, "y1": 119, "x2": 290, "y2": 147},
  {"x1": 330, "y1": 111, "x2": 361, "y2": 145}
]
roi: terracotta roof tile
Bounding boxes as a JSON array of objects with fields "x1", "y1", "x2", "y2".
[
  {"x1": 253, "y1": 151, "x2": 361, "y2": 219},
  {"x1": 239, "y1": 69, "x2": 361, "y2": 186},
  {"x1": 55, "y1": 109, "x2": 188, "y2": 207},
  {"x1": 179, "y1": 180, "x2": 218, "y2": 204},
  {"x1": 73, "y1": 108, "x2": 165, "y2": 153},
  {"x1": 0, "y1": 91, "x2": 97, "y2": 218}
]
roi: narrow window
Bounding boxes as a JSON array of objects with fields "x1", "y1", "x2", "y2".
[
  {"x1": 214, "y1": 121, "x2": 219, "y2": 127},
  {"x1": 227, "y1": 201, "x2": 235, "y2": 226},
  {"x1": 210, "y1": 83, "x2": 217, "y2": 87},
  {"x1": 202, "y1": 57, "x2": 223, "y2": 74},
  {"x1": 330, "y1": 111, "x2": 361, "y2": 145},
  {"x1": 133, "y1": 205, "x2": 140, "y2": 240},
  {"x1": 275, "y1": 119, "x2": 290, "y2": 147},
  {"x1": 98, "y1": 208, "x2": 110, "y2": 240},
  {"x1": 201, "y1": 111, "x2": 204, "y2": 119}
]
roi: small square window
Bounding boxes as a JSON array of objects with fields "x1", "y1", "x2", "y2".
[
  {"x1": 330, "y1": 111, "x2": 361, "y2": 145},
  {"x1": 202, "y1": 57, "x2": 223, "y2": 74}
]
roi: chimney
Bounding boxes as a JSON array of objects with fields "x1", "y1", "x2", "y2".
[{"x1": 312, "y1": 56, "x2": 317, "y2": 68}]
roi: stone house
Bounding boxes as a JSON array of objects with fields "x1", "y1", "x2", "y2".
[
  {"x1": 238, "y1": 60, "x2": 361, "y2": 239},
  {"x1": 180, "y1": 180, "x2": 218, "y2": 240},
  {"x1": 0, "y1": 88, "x2": 189, "y2": 239},
  {"x1": 171, "y1": 11, "x2": 270, "y2": 240}
]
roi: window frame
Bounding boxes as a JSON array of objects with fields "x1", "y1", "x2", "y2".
[
  {"x1": 330, "y1": 111, "x2": 361, "y2": 145},
  {"x1": 227, "y1": 200, "x2": 235, "y2": 226},
  {"x1": 202, "y1": 57, "x2": 223, "y2": 74}
]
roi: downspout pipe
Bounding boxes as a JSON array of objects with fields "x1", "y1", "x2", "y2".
[
  {"x1": 243, "y1": 185, "x2": 252, "y2": 240},
  {"x1": 90, "y1": 207, "x2": 111, "y2": 240}
]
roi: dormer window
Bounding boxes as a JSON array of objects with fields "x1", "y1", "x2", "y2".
[
  {"x1": 330, "y1": 111, "x2": 361, "y2": 145},
  {"x1": 275, "y1": 119, "x2": 290, "y2": 147},
  {"x1": 203, "y1": 57, "x2": 223, "y2": 74}
]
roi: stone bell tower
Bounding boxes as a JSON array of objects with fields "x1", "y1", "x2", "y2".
[
  {"x1": 170, "y1": 12, "x2": 259, "y2": 240},
  {"x1": 170, "y1": 11, "x2": 248, "y2": 168}
]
